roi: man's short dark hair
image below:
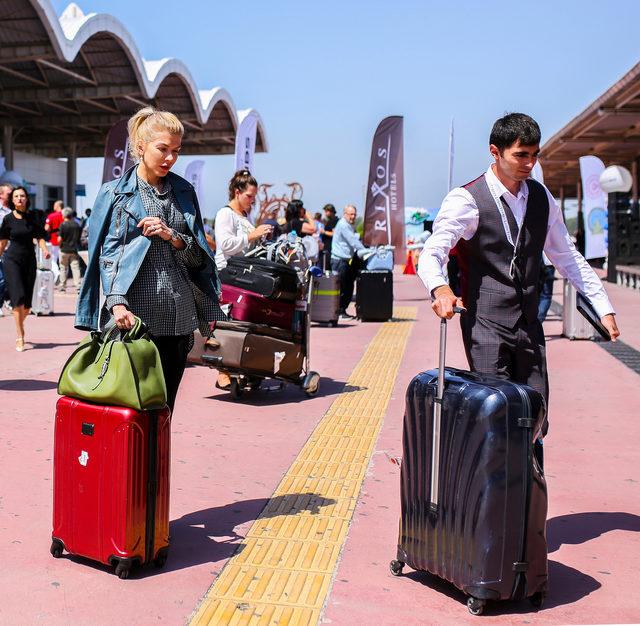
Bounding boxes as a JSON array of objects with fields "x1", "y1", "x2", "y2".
[{"x1": 490, "y1": 113, "x2": 541, "y2": 152}]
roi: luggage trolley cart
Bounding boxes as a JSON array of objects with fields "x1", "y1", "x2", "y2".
[{"x1": 191, "y1": 264, "x2": 321, "y2": 401}]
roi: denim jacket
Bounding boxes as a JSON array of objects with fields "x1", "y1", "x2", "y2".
[{"x1": 75, "y1": 165, "x2": 221, "y2": 330}]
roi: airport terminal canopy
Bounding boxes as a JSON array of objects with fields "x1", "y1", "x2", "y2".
[
  {"x1": 540, "y1": 62, "x2": 640, "y2": 197},
  {"x1": 0, "y1": 0, "x2": 268, "y2": 159}
]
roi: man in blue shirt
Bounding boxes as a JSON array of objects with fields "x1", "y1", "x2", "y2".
[{"x1": 331, "y1": 204, "x2": 367, "y2": 319}]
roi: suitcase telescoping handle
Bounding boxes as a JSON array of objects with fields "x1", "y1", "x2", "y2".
[{"x1": 430, "y1": 305, "x2": 465, "y2": 513}]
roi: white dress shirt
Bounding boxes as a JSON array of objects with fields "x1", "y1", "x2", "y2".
[
  {"x1": 214, "y1": 205, "x2": 254, "y2": 270},
  {"x1": 418, "y1": 165, "x2": 614, "y2": 318}
]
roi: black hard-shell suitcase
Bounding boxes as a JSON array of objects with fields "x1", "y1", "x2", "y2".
[
  {"x1": 356, "y1": 270, "x2": 393, "y2": 321},
  {"x1": 391, "y1": 312, "x2": 548, "y2": 615},
  {"x1": 219, "y1": 256, "x2": 298, "y2": 302}
]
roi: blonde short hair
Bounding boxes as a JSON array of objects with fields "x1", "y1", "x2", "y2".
[{"x1": 127, "y1": 107, "x2": 184, "y2": 160}]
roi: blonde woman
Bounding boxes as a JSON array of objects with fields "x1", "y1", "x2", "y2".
[{"x1": 76, "y1": 107, "x2": 225, "y2": 411}]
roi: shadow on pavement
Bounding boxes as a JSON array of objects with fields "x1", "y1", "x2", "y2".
[
  {"x1": 402, "y1": 559, "x2": 601, "y2": 614},
  {"x1": 30, "y1": 341, "x2": 78, "y2": 350},
  {"x1": 544, "y1": 559, "x2": 601, "y2": 609},
  {"x1": 547, "y1": 511, "x2": 640, "y2": 553},
  {"x1": 0, "y1": 379, "x2": 58, "y2": 391},
  {"x1": 208, "y1": 377, "x2": 367, "y2": 406},
  {"x1": 164, "y1": 492, "x2": 336, "y2": 574}
]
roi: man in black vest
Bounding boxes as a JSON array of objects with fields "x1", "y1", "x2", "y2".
[{"x1": 419, "y1": 113, "x2": 619, "y2": 433}]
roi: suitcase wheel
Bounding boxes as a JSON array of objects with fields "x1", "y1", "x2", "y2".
[
  {"x1": 230, "y1": 378, "x2": 244, "y2": 400},
  {"x1": 467, "y1": 597, "x2": 486, "y2": 616},
  {"x1": 50, "y1": 539, "x2": 64, "y2": 558},
  {"x1": 529, "y1": 591, "x2": 545, "y2": 609},
  {"x1": 302, "y1": 371, "x2": 320, "y2": 397},
  {"x1": 115, "y1": 562, "x2": 132, "y2": 579},
  {"x1": 389, "y1": 560, "x2": 404, "y2": 576},
  {"x1": 154, "y1": 553, "x2": 168, "y2": 569}
]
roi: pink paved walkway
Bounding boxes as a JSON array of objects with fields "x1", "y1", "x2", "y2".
[{"x1": 0, "y1": 272, "x2": 639, "y2": 625}]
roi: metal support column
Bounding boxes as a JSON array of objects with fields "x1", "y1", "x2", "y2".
[
  {"x1": 2, "y1": 126, "x2": 14, "y2": 171},
  {"x1": 66, "y1": 142, "x2": 77, "y2": 210}
]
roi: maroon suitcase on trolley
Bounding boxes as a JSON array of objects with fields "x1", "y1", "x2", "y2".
[
  {"x1": 50, "y1": 396, "x2": 171, "y2": 578},
  {"x1": 221, "y1": 283, "x2": 295, "y2": 330}
]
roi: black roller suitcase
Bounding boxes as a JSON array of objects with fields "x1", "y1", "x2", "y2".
[
  {"x1": 219, "y1": 256, "x2": 298, "y2": 301},
  {"x1": 391, "y1": 313, "x2": 548, "y2": 615},
  {"x1": 356, "y1": 270, "x2": 393, "y2": 321}
]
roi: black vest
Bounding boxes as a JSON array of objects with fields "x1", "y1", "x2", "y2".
[{"x1": 456, "y1": 175, "x2": 549, "y2": 326}]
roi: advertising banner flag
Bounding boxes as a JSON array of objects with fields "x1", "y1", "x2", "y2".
[
  {"x1": 235, "y1": 110, "x2": 258, "y2": 174},
  {"x1": 363, "y1": 116, "x2": 405, "y2": 257},
  {"x1": 184, "y1": 160, "x2": 205, "y2": 206},
  {"x1": 579, "y1": 155, "x2": 608, "y2": 259},
  {"x1": 102, "y1": 119, "x2": 134, "y2": 184}
]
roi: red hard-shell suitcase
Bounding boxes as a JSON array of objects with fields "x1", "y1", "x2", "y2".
[
  {"x1": 221, "y1": 283, "x2": 295, "y2": 330},
  {"x1": 51, "y1": 396, "x2": 171, "y2": 579}
]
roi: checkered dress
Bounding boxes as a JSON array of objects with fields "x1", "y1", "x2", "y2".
[{"x1": 105, "y1": 176, "x2": 224, "y2": 336}]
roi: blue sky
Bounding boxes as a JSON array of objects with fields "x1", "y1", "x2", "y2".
[{"x1": 51, "y1": 0, "x2": 640, "y2": 218}]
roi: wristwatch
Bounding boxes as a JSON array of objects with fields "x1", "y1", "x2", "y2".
[{"x1": 170, "y1": 228, "x2": 180, "y2": 243}]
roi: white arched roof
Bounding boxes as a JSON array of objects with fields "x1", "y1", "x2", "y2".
[{"x1": 24, "y1": 0, "x2": 267, "y2": 144}]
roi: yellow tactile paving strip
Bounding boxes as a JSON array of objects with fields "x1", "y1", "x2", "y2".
[{"x1": 189, "y1": 307, "x2": 417, "y2": 626}]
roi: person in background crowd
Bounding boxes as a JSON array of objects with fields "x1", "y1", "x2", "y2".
[
  {"x1": 80, "y1": 207, "x2": 91, "y2": 229},
  {"x1": 0, "y1": 183, "x2": 13, "y2": 316},
  {"x1": 58, "y1": 207, "x2": 83, "y2": 292},
  {"x1": 320, "y1": 203, "x2": 338, "y2": 270},
  {"x1": 76, "y1": 107, "x2": 225, "y2": 411},
  {"x1": 0, "y1": 183, "x2": 12, "y2": 221},
  {"x1": 331, "y1": 204, "x2": 367, "y2": 319},
  {"x1": 284, "y1": 199, "x2": 315, "y2": 236},
  {"x1": 537, "y1": 254, "x2": 556, "y2": 323},
  {"x1": 79, "y1": 208, "x2": 91, "y2": 250},
  {"x1": 214, "y1": 169, "x2": 273, "y2": 390},
  {"x1": 420, "y1": 112, "x2": 619, "y2": 456},
  {"x1": 0, "y1": 186, "x2": 50, "y2": 351},
  {"x1": 214, "y1": 169, "x2": 272, "y2": 271},
  {"x1": 45, "y1": 199, "x2": 64, "y2": 266},
  {"x1": 202, "y1": 218, "x2": 216, "y2": 251}
]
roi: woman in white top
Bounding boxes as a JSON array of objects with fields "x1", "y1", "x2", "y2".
[
  {"x1": 214, "y1": 170, "x2": 272, "y2": 270},
  {"x1": 213, "y1": 170, "x2": 272, "y2": 390}
]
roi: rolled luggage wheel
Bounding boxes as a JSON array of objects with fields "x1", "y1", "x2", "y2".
[
  {"x1": 302, "y1": 371, "x2": 320, "y2": 397},
  {"x1": 467, "y1": 597, "x2": 486, "y2": 616},
  {"x1": 154, "y1": 554, "x2": 168, "y2": 569},
  {"x1": 50, "y1": 539, "x2": 64, "y2": 558},
  {"x1": 389, "y1": 560, "x2": 404, "y2": 576},
  {"x1": 529, "y1": 591, "x2": 545, "y2": 609},
  {"x1": 115, "y1": 562, "x2": 131, "y2": 579},
  {"x1": 230, "y1": 378, "x2": 244, "y2": 400}
]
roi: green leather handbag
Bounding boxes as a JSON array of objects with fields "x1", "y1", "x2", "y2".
[{"x1": 58, "y1": 316, "x2": 167, "y2": 410}]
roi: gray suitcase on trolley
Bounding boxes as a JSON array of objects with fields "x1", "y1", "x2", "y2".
[
  {"x1": 310, "y1": 274, "x2": 340, "y2": 325},
  {"x1": 32, "y1": 269, "x2": 54, "y2": 316}
]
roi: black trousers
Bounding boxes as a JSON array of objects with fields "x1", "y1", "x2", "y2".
[
  {"x1": 331, "y1": 257, "x2": 356, "y2": 312},
  {"x1": 150, "y1": 334, "x2": 191, "y2": 412},
  {"x1": 461, "y1": 314, "x2": 549, "y2": 447}
]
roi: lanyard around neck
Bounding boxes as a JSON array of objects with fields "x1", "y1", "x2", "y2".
[{"x1": 485, "y1": 174, "x2": 528, "y2": 280}]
